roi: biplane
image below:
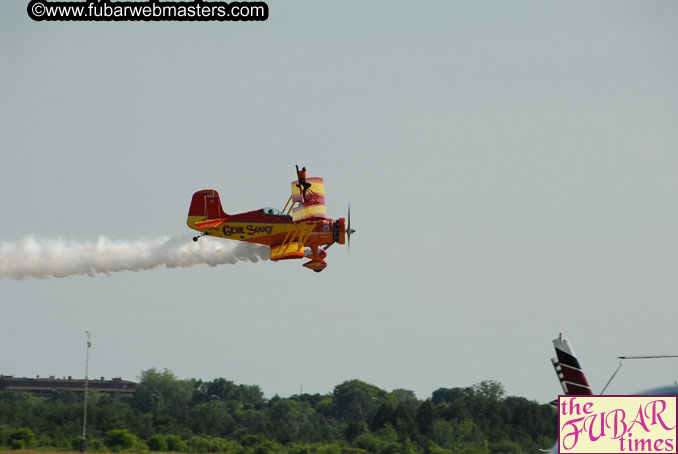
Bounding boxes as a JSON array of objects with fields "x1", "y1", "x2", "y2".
[{"x1": 187, "y1": 172, "x2": 355, "y2": 272}]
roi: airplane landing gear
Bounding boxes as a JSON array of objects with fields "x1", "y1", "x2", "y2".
[{"x1": 193, "y1": 232, "x2": 209, "y2": 242}]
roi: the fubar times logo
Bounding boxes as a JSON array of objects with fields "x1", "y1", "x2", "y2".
[{"x1": 559, "y1": 396, "x2": 677, "y2": 453}]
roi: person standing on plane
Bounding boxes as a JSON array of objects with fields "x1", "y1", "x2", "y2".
[{"x1": 296, "y1": 165, "x2": 312, "y2": 201}]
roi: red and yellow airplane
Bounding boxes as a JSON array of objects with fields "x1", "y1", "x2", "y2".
[{"x1": 187, "y1": 172, "x2": 355, "y2": 272}]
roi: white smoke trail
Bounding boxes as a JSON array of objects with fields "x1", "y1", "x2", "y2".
[{"x1": 0, "y1": 235, "x2": 269, "y2": 280}]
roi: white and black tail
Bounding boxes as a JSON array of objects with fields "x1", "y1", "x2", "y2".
[{"x1": 551, "y1": 333, "x2": 593, "y2": 397}]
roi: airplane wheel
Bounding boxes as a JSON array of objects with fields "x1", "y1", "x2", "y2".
[
  {"x1": 193, "y1": 237, "x2": 199, "y2": 242},
  {"x1": 313, "y1": 269, "x2": 322, "y2": 273}
]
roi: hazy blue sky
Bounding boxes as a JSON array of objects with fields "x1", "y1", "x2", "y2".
[{"x1": 1, "y1": 1, "x2": 677, "y2": 403}]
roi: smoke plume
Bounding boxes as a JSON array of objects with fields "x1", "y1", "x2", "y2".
[{"x1": 0, "y1": 235, "x2": 269, "y2": 280}]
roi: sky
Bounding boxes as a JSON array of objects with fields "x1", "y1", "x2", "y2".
[{"x1": 1, "y1": 1, "x2": 677, "y2": 404}]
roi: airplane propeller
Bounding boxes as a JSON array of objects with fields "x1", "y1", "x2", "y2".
[{"x1": 346, "y1": 204, "x2": 356, "y2": 253}]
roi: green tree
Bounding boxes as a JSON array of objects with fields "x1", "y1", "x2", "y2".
[
  {"x1": 370, "y1": 402, "x2": 395, "y2": 432},
  {"x1": 194, "y1": 378, "x2": 240, "y2": 405},
  {"x1": 239, "y1": 384, "x2": 265, "y2": 408},
  {"x1": 391, "y1": 389, "x2": 419, "y2": 415},
  {"x1": 344, "y1": 422, "x2": 366, "y2": 442},
  {"x1": 333, "y1": 380, "x2": 391, "y2": 424},
  {"x1": 431, "y1": 388, "x2": 467, "y2": 405},
  {"x1": 189, "y1": 401, "x2": 235, "y2": 437},
  {"x1": 132, "y1": 368, "x2": 194, "y2": 430},
  {"x1": 472, "y1": 381, "x2": 505, "y2": 401},
  {"x1": 393, "y1": 403, "x2": 419, "y2": 440},
  {"x1": 268, "y1": 398, "x2": 314, "y2": 443},
  {"x1": 429, "y1": 419, "x2": 485, "y2": 452},
  {"x1": 232, "y1": 407, "x2": 268, "y2": 438},
  {"x1": 415, "y1": 400, "x2": 437, "y2": 435}
]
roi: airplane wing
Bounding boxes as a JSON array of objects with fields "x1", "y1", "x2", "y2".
[
  {"x1": 270, "y1": 222, "x2": 316, "y2": 260},
  {"x1": 290, "y1": 177, "x2": 326, "y2": 221}
]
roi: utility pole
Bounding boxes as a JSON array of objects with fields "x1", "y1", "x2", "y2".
[{"x1": 81, "y1": 330, "x2": 92, "y2": 453}]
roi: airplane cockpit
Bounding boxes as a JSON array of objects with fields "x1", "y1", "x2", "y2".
[{"x1": 263, "y1": 207, "x2": 283, "y2": 216}]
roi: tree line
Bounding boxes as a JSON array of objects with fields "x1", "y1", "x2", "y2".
[{"x1": 0, "y1": 369, "x2": 557, "y2": 454}]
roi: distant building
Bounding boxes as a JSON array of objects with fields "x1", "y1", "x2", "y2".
[{"x1": 0, "y1": 375, "x2": 136, "y2": 397}]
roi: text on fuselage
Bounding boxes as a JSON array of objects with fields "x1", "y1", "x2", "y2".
[{"x1": 222, "y1": 225, "x2": 274, "y2": 236}]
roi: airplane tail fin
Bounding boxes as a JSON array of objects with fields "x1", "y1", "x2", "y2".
[
  {"x1": 187, "y1": 189, "x2": 228, "y2": 229},
  {"x1": 551, "y1": 333, "x2": 593, "y2": 397}
]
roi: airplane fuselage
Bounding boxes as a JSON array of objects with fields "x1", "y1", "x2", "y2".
[{"x1": 187, "y1": 210, "x2": 342, "y2": 248}]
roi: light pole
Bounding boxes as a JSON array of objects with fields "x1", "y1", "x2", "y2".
[{"x1": 81, "y1": 330, "x2": 92, "y2": 453}]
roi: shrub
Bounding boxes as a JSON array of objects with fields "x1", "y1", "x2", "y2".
[
  {"x1": 38, "y1": 436, "x2": 55, "y2": 447},
  {"x1": 132, "y1": 437, "x2": 149, "y2": 453},
  {"x1": 105, "y1": 429, "x2": 137, "y2": 451},
  {"x1": 148, "y1": 434, "x2": 169, "y2": 451},
  {"x1": 241, "y1": 434, "x2": 264, "y2": 447},
  {"x1": 9, "y1": 428, "x2": 36, "y2": 448},
  {"x1": 316, "y1": 444, "x2": 343, "y2": 454},
  {"x1": 91, "y1": 438, "x2": 109, "y2": 451},
  {"x1": 340, "y1": 449, "x2": 367, "y2": 454},
  {"x1": 72, "y1": 437, "x2": 85, "y2": 451},
  {"x1": 354, "y1": 433, "x2": 385, "y2": 453},
  {"x1": 72, "y1": 436, "x2": 108, "y2": 452},
  {"x1": 185, "y1": 436, "x2": 242, "y2": 453},
  {"x1": 167, "y1": 435, "x2": 187, "y2": 452},
  {"x1": 253, "y1": 440, "x2": 284, "y2": 454}
]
